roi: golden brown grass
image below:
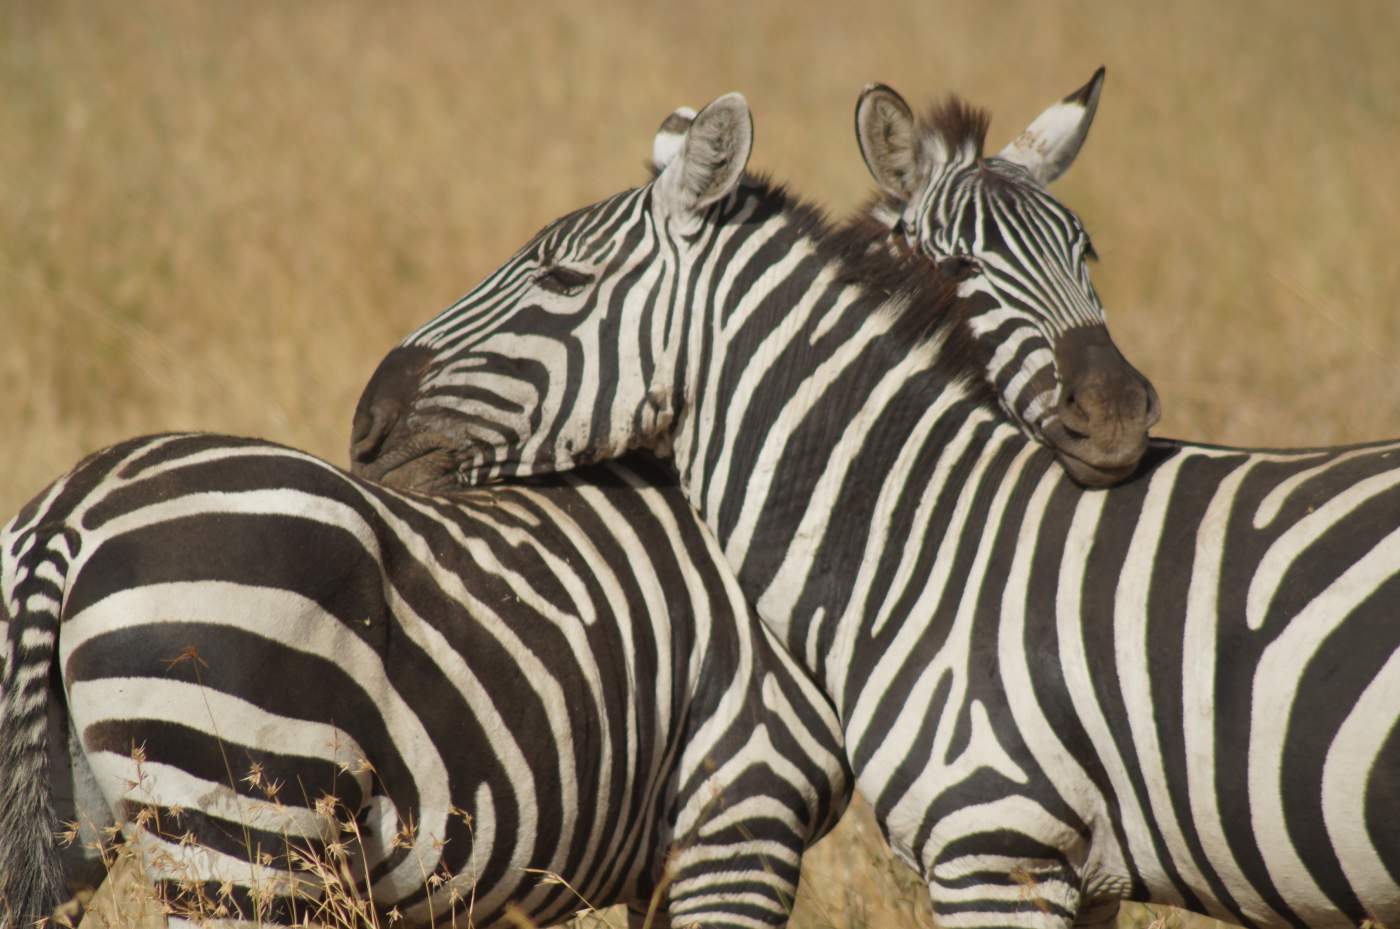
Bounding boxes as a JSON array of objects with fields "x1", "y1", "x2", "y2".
[{"x1": 5, "y1": 3, "x2": 1398, "y2": 929}]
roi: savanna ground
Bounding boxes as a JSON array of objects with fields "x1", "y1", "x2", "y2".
[{"x1": 4, "y1": 2, "x2": 1399, "y2": 928}]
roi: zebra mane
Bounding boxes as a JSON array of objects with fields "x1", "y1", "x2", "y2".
[
  {"x1": 852, "y1": 97, "x2": 997, "y2": 231},
  {"x1": 922, "y1": 96, "x2": 992, "y2": 160},
  {"x1": 739, "y1": 172, "x2": 997, "y2": 409}
]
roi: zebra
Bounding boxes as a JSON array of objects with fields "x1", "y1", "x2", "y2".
[
  {"x1": 0, "y1": 433, "x2": 849, "y2": 929},
  {"x1": 350, "y1": 89, "x2": 1400, "y2": 929},
  {"x1": 644, "y1": 68, "x2": 1158, "y2": 489},
  {"x1": 357, "y1": 70, "x2": 1158, "y2": 496}
]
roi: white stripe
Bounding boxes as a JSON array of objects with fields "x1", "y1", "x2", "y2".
[
  {"x1": 1114, "y1": 455, "x2": 1224, "y2": 913},
  {"x1": 1055, "y1": 489, "x2": 1181, "y2": 904},
  {"x1": 1252, "y1": 443, "x2": 1400, "y2": 528},
  {"x1": 79, "y1": 750, "x2": 336, "y2": 842},
  {"x1": 1247, "y1": 466, "x2": 1400, "y2": 628},
  {"x1": 1181, "y1": 454, "x2": 1287, "y2": 925},
  {"x1": 70, "y1": 677, "x2": 371, "y2": 790},
  {"x1": 1322, "y1": 644, "x2": 1400, "y2": 924},
  {"x1": 123, "y1": 823, "x2": 318, "y2": 895},
  {"x1": 743, "y1": 320, "x2": 937, "y2": 640},
  {"x1": 997, "y1": 466, "x2": 1128, "y2": 882},
  {"x1": 699, "y1": 261, "x2": 842, "y2": 521},
  {"x1": 1249, "y1": 525, "x2": 1400, "y2": 921},
  {"x1": 19, "y1": 626, "x2": 54, "y2": 650}
]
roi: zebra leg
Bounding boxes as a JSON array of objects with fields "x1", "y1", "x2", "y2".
[
  {"x1": 51, "y1": 702, "x2": 116, "y2": 895},
  {"x1": 926, "y1": 854, "x2": 1088, "y2": 929},
  {"x1": 1071, "y1": 897, "x2": 1121, "y2": 929},
  {"x1": 655, "y1": 628, "x2": 847, "y2": 929},
  {"x1": 661, "y1": 734, "x2": 833, "y2": 929},
  {"x1": 661, "y1": 808, "x2": 805, "y2": 929},
  {"x1": 628, "y1": 902, "x2": 672, "y2": 929}
]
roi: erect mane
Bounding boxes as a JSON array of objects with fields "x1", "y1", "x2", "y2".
[
  {"x1": 733, "y1": 172, "x2": 997, "y2": 408},
  {"x1": 849, "y1": 97, "x2": 998, "y2": 231},
  {"x1": 921, "y1": 96, "x2": 991, "y2": 159}
]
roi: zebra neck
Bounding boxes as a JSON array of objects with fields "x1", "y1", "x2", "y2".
[{"x1": 668, "y1": 279, "x2": 1032, "y2": 706}]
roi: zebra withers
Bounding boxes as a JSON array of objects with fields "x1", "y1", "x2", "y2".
[
  {"x1": 352, "y1": 90, "x2": 1400, "y2": 929},
  {"x1": 0, "y1": 433, "x2": 849, "y2": 929}
]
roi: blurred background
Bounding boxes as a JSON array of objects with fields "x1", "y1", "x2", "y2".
[{"x1": 5, "y1": 3, "x2": 1399, "y2": 928}]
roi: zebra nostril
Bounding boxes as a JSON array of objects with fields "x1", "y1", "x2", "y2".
[
  {"x1": 1063, "y1": 391, "x2": 1089, "y2": 425},
  {"x1": 351, "y1": 401, "x2": 401, "y2": 465},
  {"x1": 349, "y1": 345, "x2": 436, "y2": 473}
]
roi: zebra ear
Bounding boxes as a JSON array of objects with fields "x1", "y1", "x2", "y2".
[
  {"x1": 996, "y1": 66, "x2": 1105, "y2": 186},
  {"x1": 652, "y1": 106, "x2": 697, "y2": 173},
  {"x1": 656, "y1": 92, "x2": 753, "y2": 214},
  {"x1": 856, "y1": 83, "x2": 922, "y2": 199}
]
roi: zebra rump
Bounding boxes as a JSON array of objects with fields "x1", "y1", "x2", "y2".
[{"x1": 0, "y1": 432, "x2": 848, "y2": 929}]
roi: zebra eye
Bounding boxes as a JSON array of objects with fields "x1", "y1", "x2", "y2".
[
  {"x1": 537, "y1": 266, "x2": 593, "y2": 297},
  {"x1": 937, "y1": 254, "x2": 981, "y2": 283}
]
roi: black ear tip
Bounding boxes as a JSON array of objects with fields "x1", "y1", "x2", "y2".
[{"x1": 1065, "y1": 67, "x2": 1107, "y2": 105}]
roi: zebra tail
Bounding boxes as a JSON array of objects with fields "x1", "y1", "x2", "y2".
[{"x1": 0, "y1": 526, "x2": 73, "y2": 929}]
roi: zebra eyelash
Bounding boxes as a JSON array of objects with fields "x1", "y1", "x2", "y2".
[{"x1": 536, "y1": 266, "x2": 594, "y2": 297}]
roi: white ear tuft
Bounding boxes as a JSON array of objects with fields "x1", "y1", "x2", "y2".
[
  {"x1": 651, "y1": 106, "x2": 697, "y2": 172},
  {"x1": 656, "y1": 92, "x2": 753, "y2": 214},
  {"x1": 855, "y1": 83, "x2": 922, "y2": 199},
  {"x1": 996, "y1": 66, "x2": 1105, "y2": 186}
]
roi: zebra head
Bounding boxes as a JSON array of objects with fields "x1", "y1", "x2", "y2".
[
  {"x1": 854, "y1": 69, "x2": 1160, "y2": 487},
  {"x1": 351, "y1": 93, "x2": 756, "y2": 491}
]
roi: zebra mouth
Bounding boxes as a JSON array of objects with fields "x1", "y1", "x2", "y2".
[
  {"x1": 1050, "y1": 438, "x2": 1147, "y2": 487},
  {"x1": 1056, "y1": 449, "x2": 1140, "y2": 487},
  {"x1": 1041, "y1": 419, "x2": 1148, "y2": 488},
  {"x1": 352, "y1": 430, "x2": 466, "y2": 493}
]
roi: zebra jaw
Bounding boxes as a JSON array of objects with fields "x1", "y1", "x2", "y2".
[{"x1": 1042, "y1": 420, "x2": 1147, "y2": 487}]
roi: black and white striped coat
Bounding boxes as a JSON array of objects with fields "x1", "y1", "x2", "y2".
[
  {"x1": 0, "y1": 433, "x2": 848, "y2": 929},
  {"x1": 353, "y1": 92, "x2": 1400, "y2": 929}
]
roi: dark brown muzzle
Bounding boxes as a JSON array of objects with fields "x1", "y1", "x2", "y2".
[
  {"x1": 1044, "y1": 326, "x2": 1160, "y2": 487},
  {"x1": 350, "y1": 345, "x2": 445, "y2": 487}
]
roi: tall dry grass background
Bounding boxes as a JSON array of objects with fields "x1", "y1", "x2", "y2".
[{"x1": 4, "y1": 2, "x2": 1399, "y2": 928}]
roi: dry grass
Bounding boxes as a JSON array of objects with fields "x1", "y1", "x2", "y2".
[
  {"x1": 6, "y1": 3, "x2": 1399, "y2": 929},
  {"x1": 7, "y1": 1, "x2": 1400, "y2": 514}
]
